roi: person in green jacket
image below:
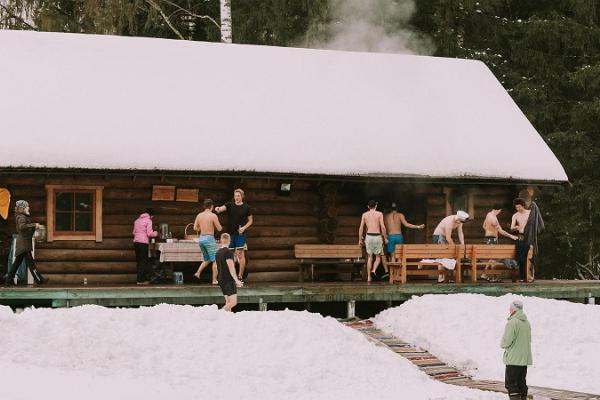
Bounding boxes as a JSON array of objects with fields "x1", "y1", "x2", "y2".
[{"x1": 500, "y1": 299, "x2": 532, "y2": 400}]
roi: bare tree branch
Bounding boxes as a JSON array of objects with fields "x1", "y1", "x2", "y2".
[
  {"x1": 157, "y1": 0, "x2": 220, "y2": 30},
  {"x1": 145, "y1": 0, "x2": 185, "y2": 40},
  {"x1": 0, "y1": 3, "x2": 37, "y2": 30}
]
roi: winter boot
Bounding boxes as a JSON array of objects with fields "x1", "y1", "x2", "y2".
[{"x1": 508, "y1": 394, "x2": 521, "y2": 400}]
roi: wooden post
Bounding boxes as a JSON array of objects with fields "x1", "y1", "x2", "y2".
[
  {"x1": 258, "y1": 298, "x2": 267, "y2": 311},
  {"x1": 347, "y1": 300, "x2": 356, "y2": 319}
]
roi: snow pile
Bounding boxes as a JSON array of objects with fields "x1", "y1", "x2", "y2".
[
  {"x1": 0, "y1": 30, "x2": 567, "y2": 182},
  {"x1": 375, "y1": 294, "x2": 600, "y2": 394},
  {"x1": 0, "y1": 305, "x2": 502, "y2": 400}
]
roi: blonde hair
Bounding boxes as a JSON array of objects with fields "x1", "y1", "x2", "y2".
[
  {"x1": 234, "y1": 188, "x2": 245, "y2": 198},
  {"x1": 220, "y1": 233, "x2": 231, "y2": 243}
]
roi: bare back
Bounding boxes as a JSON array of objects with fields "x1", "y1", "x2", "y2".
[
  {"x1": 483, "y1": 212, "x2": 500, "y2": 237},
  {"x1": 384, "y1": 211, "x2": 403, "y2": 235},
  {"x1": 433, "y1": 215, "x2": 458, "y2": 236},
  {"x1": 193, "y1": 210, "x2": 222, "y2": 235},
  {"x1": 363, "y1": 210, "x2": 384, "y2": 234}
]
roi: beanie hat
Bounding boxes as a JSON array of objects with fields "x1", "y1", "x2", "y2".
[
  {"x1": 510, "y1": 300, "x2": 523, "y2": 311},
  {"x1": 15, "y1": 200, "x2": 29, "y2": 210}
]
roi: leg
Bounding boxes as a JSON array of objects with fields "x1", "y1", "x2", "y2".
[
  {"x1": 222, "y1": 295, "x2": 231, "y2": 311},
  {"x1": 366, "y1": 254, "x2": 373, "y2": 282},
  {"x1": 519, "y1": 366, "x2": 528, "y2": 398},
  {"x1": 211, "y1": 262, "x2": 218, "y2": 285},
  {"x1": 5, "y1": 252, "x2": 26, "y2": 285},
  {"x1": 236, "y1": 249, "x2": 246, "y2": 280},
  {"x1": 134, "y1": 243, "x2": 148, "y2": 283},
  {"x1": 23, "y1": 252, "x2": 47, "y2": 284},
  {"x1": 372, "y1": 255, "x2": 381, "y2": 275},
  {"x1": 194, "y1": 260, "x2": 211, "y2": 278},
  {"x1": 505, "y1": 365, "x2": 521, "y2": 399}
]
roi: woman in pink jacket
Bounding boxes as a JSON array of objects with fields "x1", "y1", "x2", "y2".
[{"x1": 133, "y1": 208, "x2": 158, "y2": 284}]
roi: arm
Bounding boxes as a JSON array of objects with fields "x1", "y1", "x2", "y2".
[
  {"x1": 443, "y1": 224, "x2": 454, "y2": 245},
  {"x1": 400, "y1": 214, "x2": 424, "y2": 230},
  {"x1": 495, "y1": 219, "x2": 517, "y2": 240},
  {"x1": 500, "y1": 321, "x2": 516, "y2": 349},
  {"x1": 193, "y1": 214, "x2": 201, "y2": 232},
  {"x1": 457, "y1": 224, "x2": 465, "y2": 245},
  {"x1": 215, "y1": 204, "x2": 228, "y2": 214},
  {"x1": 16, "y1": 216, "x2": 36, "y2": 232},
  {"x1": 510, "y1": 214, "x2": 518, "y2": 232},
  {"x1": 239, "y1": 215, "x2": 253, "y2": 234},
  {"x1": 213, "y1": 214, "x2": 223, "y2": 232},
  {"x1": 146, "y1": 220, "x2": 158, "y2": 238},
  {"x1": 226, "y1": 259, "x2": 243, "y2": 286},
  {"x1": 379, "y1": 213, "x2": 388, "y2": 243},
  {"x1": 358, "y1": 215, "x2": 365, "y2": 245}
]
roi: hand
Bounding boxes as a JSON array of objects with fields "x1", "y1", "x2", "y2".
[
  {"x1": 235, "y1": 280, "x2": 244, "y2": 288},
  {"x1": 35, "y1": 223, "x2": 40, "y2": 229},
  {"x1": 384, "y1": 237, "x2": 389, "y2": 244},
  {"x1": 358, "y1": 239, "x2": 364, "y2": 246},
  {"x1": 419, "y1": 224, "x2": 425, "y2": 229},
  {"x1": 238, "y1": 226, "x2": 246, "y2": 234},
  {"x1": 511, "y1": 235, "x2": 518, "y2": 241}
]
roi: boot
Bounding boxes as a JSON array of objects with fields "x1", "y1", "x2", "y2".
[
  {"x1": 508, "y1": 394, "x2": 521, "y2": 400},
  {"x1": 31, "y1": 267, "x2": 49, "y2": 285}
]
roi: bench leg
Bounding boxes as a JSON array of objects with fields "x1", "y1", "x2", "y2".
[
  {"x1": 299, "y1": 264, "x2": 304, "y2": 283},
  {"x1": 401, "y1": 265, "x2": 407, "y2": 284},
  {"x1": 471, "y1": 263, "x2": 477, "y2": 283},
  {"x1": 455, "y1": 263, "x2": 462, "y2": 284}
]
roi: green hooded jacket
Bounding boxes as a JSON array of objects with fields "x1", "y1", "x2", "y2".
[{"x1": 500, "y1": 309, "x2": 532, "y2": 366}]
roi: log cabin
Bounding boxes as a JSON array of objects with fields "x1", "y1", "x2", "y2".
[{"x1": 0, "y1": 31, "x2": 568, "y2": 285}]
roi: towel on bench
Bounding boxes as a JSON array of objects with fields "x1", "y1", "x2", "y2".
[{"x1": 419, "y1": 258, "x2": 456, "y2": 271}]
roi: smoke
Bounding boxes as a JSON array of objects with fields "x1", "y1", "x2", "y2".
[{"x1": 305, "y1": 0, "x2": 434, "y2": 55}]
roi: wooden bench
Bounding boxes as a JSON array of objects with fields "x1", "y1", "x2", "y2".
[
  {"x1": 464, "y1": 244, "x2": 533, "y2": 283},
  {"x1": 294, "y1": 244, "x2": 365, "y2": 283},
  {"x1": 389, "y1": 244, "x2": 465, "y2": 284}
]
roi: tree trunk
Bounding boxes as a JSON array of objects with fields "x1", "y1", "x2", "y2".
[{"x1": 220, "y1": 0, "x2": 232, "y2": 43}]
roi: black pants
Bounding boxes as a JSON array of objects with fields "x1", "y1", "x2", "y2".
[
  {"x1": 134, "y1": 243, "x2": 149, "y2": 282},
  {"x1": 515, "y1": 240, "x2": 529, "y2": 281},
  {"x1": 505, "y1": 365, "x2": 528, "y2": 397},
  {"x1": 7, "y1": 251, "x2": 45, "y2": 284}
]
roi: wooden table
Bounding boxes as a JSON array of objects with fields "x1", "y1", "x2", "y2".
[{"x1": 154, "y1": 241, "x2": 205, "y2": 263}]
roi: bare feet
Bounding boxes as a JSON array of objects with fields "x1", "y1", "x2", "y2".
[{"x1": 212, "y1": 280, "x2": 218, "y2": 285}]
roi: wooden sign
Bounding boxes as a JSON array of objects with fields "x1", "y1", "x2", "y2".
[
  {"x1": 152, "y1": 185, "x2": 175, "y2": 201},
  {"x1": 176, "y1": 188, "x2": 199, "y2": 202}
]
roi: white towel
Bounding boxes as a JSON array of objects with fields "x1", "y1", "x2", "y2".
[{"x1": 420, "y1": 258, "x2": 456, "y2": 271}]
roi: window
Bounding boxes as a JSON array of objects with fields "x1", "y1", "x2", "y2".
[
  {"x1": 444, "y1": 187, "x2": 475, "y2": 219},
  {"x1": 46, "y1": 185, "x2": 103, "y2": 241}
]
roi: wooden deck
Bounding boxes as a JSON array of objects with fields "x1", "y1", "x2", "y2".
[{"x1": 0, "y1": 280, "x2": 599, "y2": 308}]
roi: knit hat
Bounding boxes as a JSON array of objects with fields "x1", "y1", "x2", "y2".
[
  {"x1": 510, "y1": 300, "x2": 523, "y2": 311},
  {"x1": 457, "y1": 210, "x2": 469, "y2": 222},
  {"x1": 15, "y1": 200, "x2": 29, "y2": 210}
]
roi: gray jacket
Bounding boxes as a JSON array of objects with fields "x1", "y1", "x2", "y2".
[{"x1": 15, "y1": 213, "x2": 36, "y2": 256}]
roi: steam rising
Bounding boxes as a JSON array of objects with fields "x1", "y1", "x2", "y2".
[{"x1": 305, "y1": 0, "x2": 434, "y2": 55}]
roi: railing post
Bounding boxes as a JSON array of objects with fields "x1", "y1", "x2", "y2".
[
  {"x1": 347, "y1": 300, "x2": 356, "y2": 319},
  {"x1": 258, "y1": 298, "x2": 268, "y2": 311}
]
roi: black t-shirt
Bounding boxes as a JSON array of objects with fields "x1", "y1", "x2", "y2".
[
  {"x1": 216, "y1": 247, "x2": 235, "y2": 284},
  {"x1": 224, "y1": 202, "x2": 252, "y2": 234}
]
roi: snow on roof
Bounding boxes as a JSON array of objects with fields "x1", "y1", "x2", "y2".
[{"x1": 0, "y1": 30, "x2": 568, "y2": 182}]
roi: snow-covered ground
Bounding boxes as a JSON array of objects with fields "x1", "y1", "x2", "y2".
[
  {"x1": 0, "y1": 305, "x2": 502, "y2": 400},
  {"x1": 375, "y1": 294, "x2": 600, "y2": 394}
]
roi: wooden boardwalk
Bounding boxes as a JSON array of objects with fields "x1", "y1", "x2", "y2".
[
  {"x1": 345, "y1": 320, "x2": 600, "y2": 400},
  {"x1": 0, "y1": 280, "x2": 599, "y2": 308}
]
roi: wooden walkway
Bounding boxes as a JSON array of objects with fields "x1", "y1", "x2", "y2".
[{"x1": 345, "y1": 320, "x2": 600, "y2": 400}]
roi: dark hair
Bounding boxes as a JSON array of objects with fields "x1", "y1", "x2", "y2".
[
  {"x1": 368, "y1": 200, "x2": 377, "y2": 209},
  {"x1": 513, "y1": 198, "x2": 526, "y2": 207},
  {"x1": 203, "y1": 199, "x2": 213, "y2": 209},
  {"x1": 145, "y1": 208, "x2": 154, "y2": 216},
  {"x1": 390, "y1": 202, "x2": 398, "y2": 210},
  {"x1": 492, "y1": 204, "x2": 503, "y2": 210}
]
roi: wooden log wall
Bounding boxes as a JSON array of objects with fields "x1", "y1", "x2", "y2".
[{"x1": 0, "y1": 172, "x2": 520, "y2": 284}]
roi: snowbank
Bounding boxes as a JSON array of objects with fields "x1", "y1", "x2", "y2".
[
  {"x1": 375, "y1": 294, "x2": 600, "y2": 394},
  {"x1": 0, "y1": 305, "x2": 502, "y2": 400}
]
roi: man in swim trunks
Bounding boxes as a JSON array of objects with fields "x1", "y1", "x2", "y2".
[
  {"x1": 432, "y1": 211, "x2": 469, "y2": 244},
  {"x1": 384, "y1": 202, "x2": 425, "y2": 262},
  {"x1": 193, "y1": 199, "x2": 222, "y2": 284},
  {"x1": 482, "y1": 205, "x2": 518, "y2": 280},
  {"x1": 216, "y1": 233, "x2": 244, "y2": 311},
  {"x1": 511, "y1": 198, "x2": 531, "y2": 282},
  {"x1": 358, "y1": 200, "x2": 388, "y2": 283}
]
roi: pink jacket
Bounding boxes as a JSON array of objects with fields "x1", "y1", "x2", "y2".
[{"x1": 133, "y1": 213, "x2": 158, "y2": 244}]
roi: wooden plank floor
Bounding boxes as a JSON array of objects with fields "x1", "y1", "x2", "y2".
[
  {"x1": 1, "y1": 280, "x2": 599, "y2": 308},
  {"x1": 345, "y1": 320, "x2": 600, "y2": 400}
]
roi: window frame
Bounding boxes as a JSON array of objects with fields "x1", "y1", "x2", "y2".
[{"x1": 45, "y1": 185, "x2": 103, "y2": 242}]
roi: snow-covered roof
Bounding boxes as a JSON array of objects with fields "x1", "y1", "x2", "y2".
[{"x1": 0, "y1": 30, "x2": 568, "y2": 182}]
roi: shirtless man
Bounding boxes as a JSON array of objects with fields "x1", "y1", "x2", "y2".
[
  {"x1": 193, "y1": 199, "x2": 223, "y2": 284},
  {"x1": 432, "y1": 211, "x2": 469, "y2": 244},
  {"x1": 511, "y1": 198, "x2": 531, "y2": 282},
  {"x1": 482, "y1": 206, "x2": 518, "y2": 281},
  {"x1": 358, "y1": 200, "x2": 388, "y2": 283},
  {"x1": 384, "y1": 202, "x2": 425, "y2": 262},
  {"x1": 483, "y1": 206, "x2": 518, "y2": 244}
]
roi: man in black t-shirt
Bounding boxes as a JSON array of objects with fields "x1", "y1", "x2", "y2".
[
  {"x1": 216, "y1": 233, "x2": 244, "y2": 311},
  {"x1": 215, "y1": 188, "x2": 253, "y2": 281}
]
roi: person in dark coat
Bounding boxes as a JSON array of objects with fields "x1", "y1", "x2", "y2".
[{"x1": 4, "y1": 200, "x2": 48, "y2": 286}]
